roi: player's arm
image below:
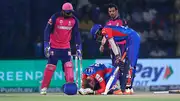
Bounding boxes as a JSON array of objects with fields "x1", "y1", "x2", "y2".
[
  {"x1": 43, "y1": 14, "x2": 57, "y2": 57},
  {"x1": 102, "y1": 28, "x2": 119, "y2": 56},
  {"x1": 100, "y1": 20, "x2": 112, "y2": 47},
  {"x1": 102, "y1": 25, "x2": 128, "y2": 56},
  {"x1": 99, "y1": 36, "x2": 106, "y2": 52},
  {"x1": 101, "y1": 36, "x2": 107, "y2": 46},
  {"x1": 102, "y1": 27, "x2": 122, "y2": 66},
  {"x1": 44, "y1": 14, "x2": 56, "y2": 42},
  {"x1": 94, "y1": 73, "x2": 106, "y2": 94},
  {"x1": 99, "y1": 20, "x2": 111, "y2": 52},
  {"x1": 72, "y1": 17, "x2": 82, "y2": 52},
  {"x1": 108, "y1": 38, "x2": 119, "y2": 56}
]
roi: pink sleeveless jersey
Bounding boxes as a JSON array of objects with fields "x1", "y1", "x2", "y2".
[{"x1": 50, "y1": 17, "x2": 75, "y2": 49}]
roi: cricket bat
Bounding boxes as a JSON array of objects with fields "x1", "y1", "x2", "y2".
[{"x1": 102, "y1": 52, "x2": 127, "y2": 95}]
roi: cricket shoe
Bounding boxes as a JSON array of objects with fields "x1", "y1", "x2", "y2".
[
  {"x1": 40, "y1": 88, "x2": 47, "y2": 95},
  {"x1": 123, "y1": 88, "x2": 134, "y2": 95},
  {"x1": 113, "y1": 89, "x2": 123, "y2": 95}
]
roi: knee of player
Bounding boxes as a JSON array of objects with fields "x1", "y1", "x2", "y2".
[
  {"x1": 46, "y1": 64, "x2": 56, "y2": 71},
  {"x1": 64, "y1": 61, "x2": 74, "y2": 82},
  {"x1": 64, "y1": 61, "x2": 73, "y2": 68}
]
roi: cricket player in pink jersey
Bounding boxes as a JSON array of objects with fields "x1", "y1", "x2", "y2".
[{"x1": 40, "y1": 2, "x2": 81, "y2": 95}]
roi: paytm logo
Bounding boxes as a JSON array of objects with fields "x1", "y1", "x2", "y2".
[{"x1": 136, "y1": 63, "x2": 173, "y2": 82}]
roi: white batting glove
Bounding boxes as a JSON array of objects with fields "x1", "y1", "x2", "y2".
[
  {"x1": 78, "y1": 88, "x2": 86, "y2": 95},
  {"x1": 85, "y1": 88, "x2": 94, "y2": 94},
  {"x1": 78, "y1": 88, "x2": 94, "y2": 95}
]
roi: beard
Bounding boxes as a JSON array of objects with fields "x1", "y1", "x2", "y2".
[
  {"x1": 62, "y1": 11, "x2": 73, "y2": 18},
  {"x1": 111, "y1": 15, "x2": 116, "y2": 18}
]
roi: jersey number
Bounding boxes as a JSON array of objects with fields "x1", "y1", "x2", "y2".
[{"x1": 95, "y1": 74, "x2": 103, "y2": 82}]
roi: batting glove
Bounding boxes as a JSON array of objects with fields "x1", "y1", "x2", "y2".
[
  {"x1": 76, "y1": 44, "x2": 82, "y2": 58},
  {"x1": 85, "y1": 88, "x2": 95, "y2": 95},
  {"x1": 78, "y1": 88, "x2": 86, "y2": 95},
  {"x1": 44, "y1": 41, "x2": 50, "y2": 58},
  {"x1": 115, "y1": 54, "x2": 125, "y2": 68},
  {"x1": 78, "y1": 88, "x2": 95, "y2": 95}
]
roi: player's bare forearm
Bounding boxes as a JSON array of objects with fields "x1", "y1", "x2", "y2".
[
  {"x1": 99, "y1": 36, "x2": 106, "y2": 52},
  {"x1": 108, "y1": 38, "x2": 119, "y2": 55},
  {"x1": 101, "y1": 36, "x2": 106, "y2": 46}
]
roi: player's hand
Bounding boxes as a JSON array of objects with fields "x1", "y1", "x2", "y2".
[
  {"x1": 44, "y1": 41, "x2": 50, "y2": 58},
  {"x1": 115, "y1": 54, "x2": 124, "y2": 68},
  {"x1": 78, "y1": 88, "x2": 86, "y2": 95},
  {"x1": 85, "y1": 88, "x2": 95, "y2": 95},
  {"x1": 115, "y1": 54, "x2": 121, "y2": 66},
  {"x1": 76, "y1": 49, "x2": 82, "y2": 58},
  {"x1": 78, "y1": 88, "x2": 94, "y2": 95},
  {"x1": 76, "y1": 44, "x2": 82, "y2": 58},
  {"x1": 99, "y1": 45, "x2": 104, "y2": 53}
]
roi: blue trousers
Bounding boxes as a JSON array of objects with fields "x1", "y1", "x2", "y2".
[{"x1": 47, "y1": 48, "x2": 71, "y2": 71}]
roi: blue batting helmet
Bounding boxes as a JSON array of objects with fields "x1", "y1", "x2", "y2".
[
  {"x1": 90, "y1": 24, "x2": 103, "y2": 39},
  {"x1": 63, "y1": 83, "x2": 77, "y2": 95}
]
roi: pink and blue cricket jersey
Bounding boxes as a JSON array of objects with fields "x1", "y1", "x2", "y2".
[{"x1": 102, "y1": 26, "x2": 141, "y2": 67}]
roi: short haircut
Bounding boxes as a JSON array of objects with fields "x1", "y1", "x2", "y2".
[{"x1": 108, "y1": 3, "x2": 118, "y2": 10}]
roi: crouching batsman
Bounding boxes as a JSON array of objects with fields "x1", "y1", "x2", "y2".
[
  {"x1": 40, "y1": 2, "x2": 82, "y2": 95},
  {"x1": 78, "y1": 63, "x2": 123, "y2": 95},
  {"x1": 90, "y1": 24, "x2": 140, "y2": 94},
  {"x1": 78, "y1": 63, "x2": 122, "y2": 95}
]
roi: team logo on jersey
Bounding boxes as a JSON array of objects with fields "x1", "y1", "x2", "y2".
[
  {"x1": 57, "y1": 20, "x2": 72, "y2": 30},
  {"x1": 116, "y1": 23, "x2": 119, "y2": 26},
  {"x1": 60, "y1": 20, "x2": 63, "y2": 25},
  {"x1": 68, "y1": 21, "x2": 72, "y2": 26},
  {"x1": 108, "y1": 23, "x2": 112, "y2": 25}
]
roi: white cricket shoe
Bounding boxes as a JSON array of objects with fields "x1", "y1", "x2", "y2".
[
  {"x1": 124, "y1": 88, "x2": 134, "y2": 95},
  {"x1": 40, "y1": 88, "x2": 47, "y2": 95},
  {"x1": 130, "y1": 88, "x2": 134, "y2": 94}
]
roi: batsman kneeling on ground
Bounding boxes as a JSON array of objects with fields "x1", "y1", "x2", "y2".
[{"x1": 78, "y1": 63, "x2": 123, "y2": 95}]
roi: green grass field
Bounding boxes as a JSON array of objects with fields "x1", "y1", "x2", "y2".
[{"x1": 0, "y1": 93, "x2": 180, "y2": 101}]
